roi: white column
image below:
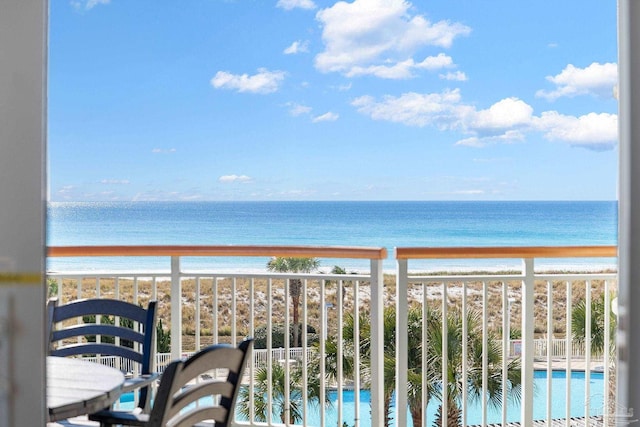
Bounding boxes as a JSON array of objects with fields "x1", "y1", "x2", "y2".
[
  {"x1": 0, "y1": 1, "x2": 47, "y2": 426},
  {"x1": 520, "y1": 259, "x2": 534, "y2": 423},
  {"x1": 369, "y1": 258, "x2": 384, "y2": 427},
  {"x1": 395, "y1": 258, "x2": 408, "y2": 427},
  {"x1": 617, "y1": 0, "x2": 640, "y2": 418},
  {"x1": 170, "y1": 256, "x2": 182, "y2": 359}
]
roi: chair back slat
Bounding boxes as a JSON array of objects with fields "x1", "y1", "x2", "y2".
[
  {"x1": 51, "y1": 323, "x2": 145, "y2": 345},
  {"x1": 172, "y1": 407, "x2": 228, "y2": 427},
  {"x1": 89, "y1": 339, "x2": 253, "y2": 427},
  {"x1": 47, "y1": 298, "x2": 158, "y2": 411},
  {"x1": 50, "y1": 343, "x2": 145, "y2": 363},
  {"x1": 173, "y1": 380, "x2": 233, "y2": 410},
  {"x1": 151, "y1": 339, "x2": 253, "y2": 427},
  {"x1": 52, "y1": 298, "x2": 150, "y2": 324}
]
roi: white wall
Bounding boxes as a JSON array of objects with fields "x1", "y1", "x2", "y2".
[{"x1": 0, "y1": 1, "x2": 47, "y2": 426}]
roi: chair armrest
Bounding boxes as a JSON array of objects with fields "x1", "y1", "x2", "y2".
[
  {"x1": 121, "y1": 373, "x2": 160, "y2": 393},
  {"x1": 89, "y1": 409, "x2": 150, "y2": 426}
]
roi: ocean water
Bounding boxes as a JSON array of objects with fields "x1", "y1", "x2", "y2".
[{"x1": 46, "y1": 201, "x2": 618, "y2": 273}]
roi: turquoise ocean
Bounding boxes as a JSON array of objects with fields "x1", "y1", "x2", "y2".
[{"x1": 46, "y1": 201, "x2": 618, "y2": 273}]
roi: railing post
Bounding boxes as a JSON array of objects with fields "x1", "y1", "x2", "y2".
[
  {"x1": 370, "y1": 258, "x2": 384, "y2": 427},
  {"x1": 170, "y1": 256, "x2": 182, "y2": 359},
  {"x1": 396, "y1": 257, "x2": 408, "y2": 427},
  {"x1": 521, "y1": 258, "x2": 535, "y2": 423}
]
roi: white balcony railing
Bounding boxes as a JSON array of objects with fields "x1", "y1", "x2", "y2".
[
  {"x1": 47, "y1": 245, "x2": 617, "y2": 426},
  {"x1": 395, "y1": 246, "x2": 617, "y2": 427}
]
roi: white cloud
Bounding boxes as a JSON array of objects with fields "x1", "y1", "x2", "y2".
[
  {"x1": 351, "y1": 89, "x2": 469, "y2": 127},
  {"x1": 347, "y1": 59, "x2": 420, "y2": 79},
  {"x1": 210, "y1": 68, "x2": 286, "y2": 94},
  {"x1": 439, "y1": 71, "x2": 467, "y2": 81},
  {"x1": 533, "y1": 111, "x2": 618, "y2": 149},
  {"x1": 536, "y1": 62, "x2": 618, "y2": 101},
  {"x1": 58, "y1": 185, "x2": 76, "y2": 195},
  {"x1": 276, "y1": 0, "x2": 316, "y2": 10},
  {"x1": 346, "y1": 54, "x2": 455, "y2": 79},
  {"x1": 284, "y1": 40, "x2": 310, "y2": 55},
  {"x1": 152, "y1": 148, "x2": 177, "y2": 154},
  {"x1": 100, "y1": 179, "x2": 130, "y2": 185},
  {"x1": 219, "y1": 174, "x2": 253, "y2": 183},
  {"x1": 415, "y1": 53, "x2": 455, "y2": 70},
  {"x1": 86, "y1": 0, "x2": 110, "y2": 9},
  {"x1": 470, "y1": 98, "x2": 533, "y2": 131},
  {"x1": 312, "y1": 112, "x2": 339, "y2": 122},
  {"x1": 314, "y1": 0, "x2": 470, "y2": 77},
  {"x1": 71, "y1": 0, "x2": 110, "y2": 10},
  {"x1": 455, "y1": 131, "x2": 525, "y2": 148},
  {"x1": 286, "y1": 102, "x2": 312, "y2": 116},
  {"x1": 454, "y1": 137, "x2": 485, "y2": 148},
  {"x1": 336, "y1": 83, "x2": 352, "y2": 91},
  {"x1": 352, "y1": 90, "x2": 617, "y2": 150}
]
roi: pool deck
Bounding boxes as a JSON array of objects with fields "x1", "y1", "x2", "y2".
[
  {"x1": 472, "y1": 416, "x2": 606, "y2": 426},
  {"x1": 533, "y1": 357, "x2": 608, "y2": 372}
]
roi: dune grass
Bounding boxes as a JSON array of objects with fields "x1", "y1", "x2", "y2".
[{"x1": 52, "y1": 270, "x2": 615, "y2": 351}]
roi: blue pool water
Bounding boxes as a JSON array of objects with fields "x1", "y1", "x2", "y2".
[{"x1": 119, "y1": 370, "x2": 605, "y2": 426}]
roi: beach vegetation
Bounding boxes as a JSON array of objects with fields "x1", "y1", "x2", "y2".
[
  {"x1": 571, "y1": 292, "x2": 617, "y2": 356},
  {"x1": 426, "y1": 308, "x2": 521, "y2": 427},
  {"x1": 217, "y1": 325, "x2": 233, "y2": 336},
  {"x1": 237, "y1": 357, "x2": 330, "y2": 424},
  {"x1": 266, "y1": 257, "x2": 320, "y2": 347},
  {"x1": 324, "y1": 305, "x2": 520, "y2": 427},
  {"x1": 325, "y1": 265, "x2": 353, "y2": 307},
  {"x1": 47, "y1": 278, "x2": 58, "y2": 298},
  {"x1": 156, "y1": 318, "x2": 170, "y2": 353},
  {"x1": 253, "y1": 323, "x2": 318, "y2": 349}
]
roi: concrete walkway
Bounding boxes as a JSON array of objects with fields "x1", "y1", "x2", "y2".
[{"x1": 532, "y1": 357, "x2": 607, "y2": 371}]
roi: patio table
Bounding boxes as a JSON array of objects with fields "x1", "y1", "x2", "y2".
[{"x1": 47, "y1": 356, "x2": 125, "y2": 422}]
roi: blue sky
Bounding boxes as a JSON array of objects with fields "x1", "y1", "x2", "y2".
[{"x1": 48, "y1": 0, "x2": 618, "y2": 202}]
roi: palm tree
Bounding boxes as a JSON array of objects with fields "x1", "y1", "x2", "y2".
[
  {"x1": 266, "y1": 257, "x2": 320, "y2": 347},
  {"x1": 571, "y1": 292, "x2": 617, "y2": 356},
  {"x1": 426, "y1": 308, "x2": 521, "y2": 427},
  {"x1": 571, "y1": 292, "x2": 618, "y2": 416},
  {"x1": 407, "y1": 305, "x2": 437, "y2": 427},
  {"x1": 329, "y1": 265, "x2": 352, "y2": 307},
  {"x1": 329, "y1": 306, "x2": 521, "y2": 427},
  {"x1": 339, "y1": 306, "x2": 399, "y2": 427},
  {"x1": 237, "y1": 359, "x2": 328, "y2": 424}
]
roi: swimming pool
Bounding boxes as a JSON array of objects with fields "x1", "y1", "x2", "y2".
[{"x1": 118, "y1": 370, "x2": 605, "y2": 426}]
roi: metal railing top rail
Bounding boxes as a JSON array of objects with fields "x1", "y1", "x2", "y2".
[
  {"x1": 394, "y1": 245, "x2": 617, "y2": 259},
  {"x1": 47, "y1": 245, "x2": 388, "y2": 260},
  {"x1": 47, "y1": 245, "x2": 616, "y2": 261}
]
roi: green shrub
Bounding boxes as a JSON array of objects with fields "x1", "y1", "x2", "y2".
[
  {"x1": 156, "y1": 318, "x2": 171, "y2": 353},
  {"x1": 218, "y1": 326, "x2": 233, "y2": 337},
  {"x1": 47, "y1": 278, "x2": 58, "y2": 298},
  {"x1": 253, "y1": 323, "x2": 318, "y2": 349}
]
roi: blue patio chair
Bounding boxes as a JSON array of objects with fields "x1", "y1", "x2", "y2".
[
  {"x1": 88, "y1": 338, "x2": 253, "y2": 427},
  {"x1": 47, "y1": 298, "x2": 159, "y2": 412}
]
